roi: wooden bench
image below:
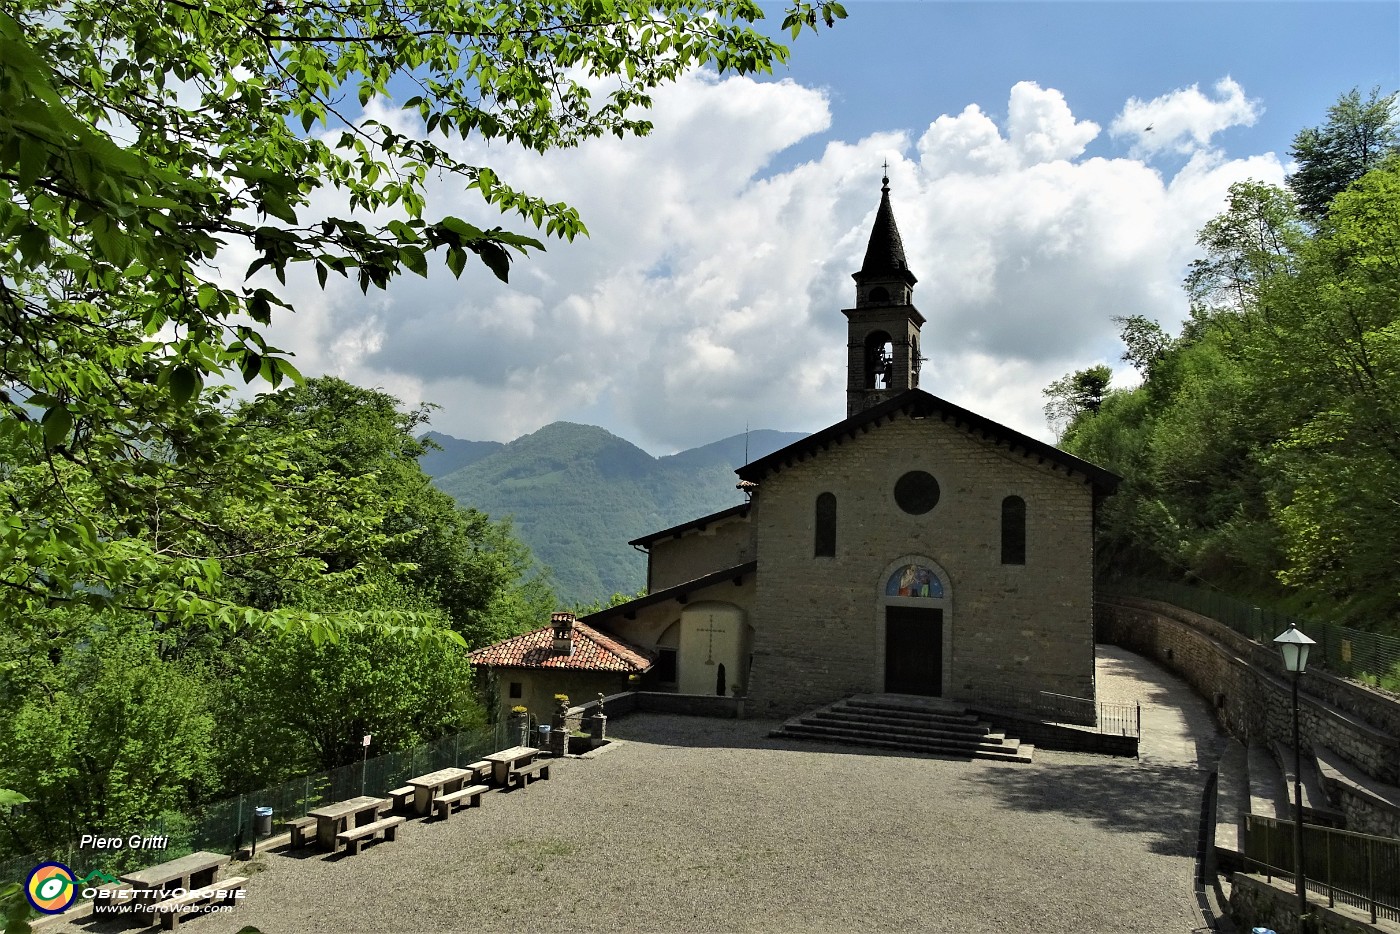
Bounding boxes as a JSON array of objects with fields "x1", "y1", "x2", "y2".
[
  {"x1": 286, "y1": 816, "x2": 317, "y2": 848},
  {"x1": 506, "y1": 760, "x2": 551, "y2": 790},
  {"x1": 432, "y1": 784, "x2": 490, "y2": 820},
  {"x1": 335, "y1": 815, "x2": 406, "y2": 855},
  {"x1": 388, "y1": 785, "x2": 415, "y2": 811},
  {"x1": 153, "y1": 876, "x2": 247, "y2": 930}
]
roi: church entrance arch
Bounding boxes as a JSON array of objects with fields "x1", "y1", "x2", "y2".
[
  {"x1": 877, "y1": 557, "x2": 951, "y2": 697},
  {"x1": 678, "y1": 602, "x2": 751, "y2": 697}
]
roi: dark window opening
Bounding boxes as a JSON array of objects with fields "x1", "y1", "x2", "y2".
[
  {"x1": 655, "y1": 647, "x2": 678, "y2": 684},
  {"x1": 869, "y1": 286, "x2": 890, "y2": 303},
  {"x1": 1001, "y1": 495, "x2": 1026, "y2": 565},
  {"x1": 508, "y1": 681, "x2": 523, "y2": 699},
  {"x1": 815, "y1": 492, "x2": 836, "y2": 557}
]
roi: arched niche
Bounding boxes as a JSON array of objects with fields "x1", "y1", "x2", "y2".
[{"x1": 678, "y1": 602, "x2": 752, "y2": 697}]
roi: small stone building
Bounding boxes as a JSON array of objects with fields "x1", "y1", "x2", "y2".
[
  {"x1": 472, "y1": 177, "x2": 1120, "y2": 719},
  {"x1": 470, "y1": 612, "x2": 652, "y2": 719}
]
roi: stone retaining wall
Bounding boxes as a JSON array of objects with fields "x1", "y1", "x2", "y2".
[
  {"x1": 1231, "y1": 873, "x2": 1400, "y2": 934},
  {"x1": 1096, "y1": 598, "x2": 1400, "y2": 786}
]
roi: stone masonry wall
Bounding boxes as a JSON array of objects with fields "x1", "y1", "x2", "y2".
[
  {"x1": 1231, "y1": 872, "x2": 1400, "y2": 934},
  {"x1": 1095, "y1": 598, "x2": 1400, "y2": 785},
  {"x1": 746, "y1": 411, "x2": 1098, "y2": 718},
  {"x1": 648, "y1": 515, "x2": 754, "y2": 592}
]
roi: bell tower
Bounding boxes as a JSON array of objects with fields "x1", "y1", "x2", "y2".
[{"x1": 844, "y1": 173, "x2": 925, "y2": 417}]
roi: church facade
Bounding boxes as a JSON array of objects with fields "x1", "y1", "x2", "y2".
[{"x1": 473, "y1": 178, "x2": 1119, "y2": 719}]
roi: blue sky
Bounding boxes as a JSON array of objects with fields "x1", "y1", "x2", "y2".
[
  {"x1": 767, "y1": 3, "x2": 1397, "y2": 170},
  {"x1": 256, "y1": 1, "x2": 1400, "y2": 453}
]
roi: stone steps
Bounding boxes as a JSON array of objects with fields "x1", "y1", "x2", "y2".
[
  {"x1": 1247, "y1": 741, "x2": 1291, "y2": 820},
  {"x1": 1213, "y1": 738, "x2": 1249, "y2": 870},
  {"x1": 770, "y1": 694, "x2": 1033, "y2": 763},
  {"x1": 1272, "y1": 741, "x2": 1346, "y2": 827}
]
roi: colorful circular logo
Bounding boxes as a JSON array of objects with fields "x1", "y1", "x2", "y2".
[{"x1": 26, "y1": 862, "x2": 77, "y2": 914}]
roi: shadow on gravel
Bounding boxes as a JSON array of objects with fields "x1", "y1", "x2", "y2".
[{"x1": 966, "y1": 760, "x2": 1205, "y2": 858}]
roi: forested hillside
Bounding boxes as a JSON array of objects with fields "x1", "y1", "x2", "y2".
[
  {"x1": 431, "y1": 423, "x2": 806, "y2": 603},
  {"x1": 1048, "y1": 89, "x2": 1400, "y2": 635}
]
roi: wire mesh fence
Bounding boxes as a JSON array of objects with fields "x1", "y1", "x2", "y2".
[
  {"x1": 1, "y1": 719, "x2": 505, "y2": 885},
  {"x1": 1102, "y1": 578, "x2": 1400, "y2": 688}
]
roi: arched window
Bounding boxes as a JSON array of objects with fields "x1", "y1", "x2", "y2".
[
  {"x1": 868, "y1": 286, "x2": 890, "y2": 303},
  {"x1": 864, "y1": 331, "x2": 894, "y2": 389},
  {"x1": 1001, "y1": 496, "x2": 1026, "y2": 565},
  {"x1": 815, "y1": 493, "x2": 836, "y2": 557}
]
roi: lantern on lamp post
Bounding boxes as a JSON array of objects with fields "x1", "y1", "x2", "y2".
[{"x1": 1273, "y1": 622, "x2": 1315, "y2": 923}]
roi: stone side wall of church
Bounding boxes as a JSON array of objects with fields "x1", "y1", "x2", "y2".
[
  {"x1": 648, "y1": 517, "x2": 755, "y2": 591},
  {"x1": 745, "y1": 411, "x2": 1098, "y2": 718}
]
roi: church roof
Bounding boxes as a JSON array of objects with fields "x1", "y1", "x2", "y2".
[
  {"x1": 735, "y1": 389, "x2": 1122, "y2": 493},
  {"x1": 468, "y1": 619, "x2": 653, "y2": 673},
  {"x1": 628, "y1": 503, "x2": 751, "y2": 548},
  {"x1": 855, "y1": 177, "x2": 917, "y2": 287},
  {"x1": 580, "y1": 561, "x2": 758, "y2": 625}
]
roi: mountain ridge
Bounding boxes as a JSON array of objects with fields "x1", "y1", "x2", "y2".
[{"x1": 425, "y1": 422, "x2": 806, "y2": 604}]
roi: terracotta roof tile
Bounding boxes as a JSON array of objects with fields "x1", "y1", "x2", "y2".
[{"x1": 468, "y1": 620, "x2": 653, "y2": 673}]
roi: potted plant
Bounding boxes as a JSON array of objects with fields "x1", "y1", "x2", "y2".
[{"x1": 508, "y1": 705, "x2": 529, "y2": 745}]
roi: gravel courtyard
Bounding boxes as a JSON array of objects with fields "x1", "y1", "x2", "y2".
[{"x1": 58, "y1": 645, "x2": 1225, "y2": 934}]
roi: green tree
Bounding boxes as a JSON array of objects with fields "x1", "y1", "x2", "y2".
[
  {"x1": 1288, "y1": 87, "x2": 1400, "y2": 220},
  {"x1": 0, "y1": 619, "x2": 215, "y2": 858},
  {"x1": 226, "y1": 377, "x2": 553, "y2": 646},
  {"x1": 216, "y1": 576, "x2": 482, "y2": 786},
  {"x1": 1043, "y1": 364, "x2": 1112, "y2": 439},
  {"x1": 0, "y1": 0, "x2": 845, "y2": 633}
]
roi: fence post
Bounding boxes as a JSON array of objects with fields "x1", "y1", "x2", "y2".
[
  {"x1": 1325, "y1": 831, "x2": 1333, "y2": 908},
  {"x1": 1368, "y1": 838, "x2": 1376, "y2": 924}
]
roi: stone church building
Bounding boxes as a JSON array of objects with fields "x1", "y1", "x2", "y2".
[{"x1": 473, "y1": 178, "x2": 1119, "y2": 719}]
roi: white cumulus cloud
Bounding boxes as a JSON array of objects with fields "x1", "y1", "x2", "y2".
[
  {"x1": 249, "y1": 75, "x2": 1284, "y2": 452},
  {"x1": 1111, "y1": 77, "x2": 1262, "y2": 156}
]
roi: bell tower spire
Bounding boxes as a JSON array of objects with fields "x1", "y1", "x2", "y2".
[{"x1": 843, "y1": 173, "x2": 925, "y2": 417}]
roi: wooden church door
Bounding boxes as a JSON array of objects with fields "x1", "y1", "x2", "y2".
[{"x1": 884, "y1": 606, "x2": 943, "y2": 695}]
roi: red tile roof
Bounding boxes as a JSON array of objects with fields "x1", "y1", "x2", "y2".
[{"x1": 468, "y1": 619, "x2": 653, "y2": 673}]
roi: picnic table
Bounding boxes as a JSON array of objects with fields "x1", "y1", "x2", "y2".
[
  {"x1": 406, "y1": 767, "x2": 470, "y2": 816},
  {"x1": 306, "y1": 796, "x2": 388, "y2": 850},
  {"x1": 484, "y1": 746, "x2": 540, "y2": 786},
  {"x1": 119, "y1": 851, "x2": 224, "y2": 913}
]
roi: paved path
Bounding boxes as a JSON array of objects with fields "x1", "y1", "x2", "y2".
[{"x1": 53, "y1": 645, "x2": 1225, "y2": 934}]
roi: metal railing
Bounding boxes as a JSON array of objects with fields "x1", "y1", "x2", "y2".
[
  {"x1": 961, "y1": 683, "x2": 1141, "y2": 736},
  {"x1": 1243, "y1": 813, "x2": 1400, "y2": 923},
  {"x1": 1102, "y1": 578, "x2": 1400, "y2": 689},
  {"x1": 1, "y1": 720, "x2": 504, "y2": 885}
]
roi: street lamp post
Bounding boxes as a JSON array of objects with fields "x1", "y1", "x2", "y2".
[{"x1": 1273, "y1": 622, "x2": 1316, "y2": 925}]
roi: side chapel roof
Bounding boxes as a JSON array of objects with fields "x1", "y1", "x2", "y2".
[{"x1": 628, "y1": 503, "x2": 751, "y2": 549}]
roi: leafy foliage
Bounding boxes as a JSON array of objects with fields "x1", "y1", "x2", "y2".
[
  {"x1": 0, "y1": 0, "x2": 844, "y2": 633},
  {"x1": 1052, "y1": 142, "x2": 1400, "y2": 631},
  {"x1": 0, "y1": 620, "x2": 216, "y2": 858},
  {"x1": 1288, "y1": 87, "x2": 1400, "y2": 220}
]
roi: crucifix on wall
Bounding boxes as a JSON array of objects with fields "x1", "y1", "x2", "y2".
[{"x1": 694, "y1": 620, "x2": 727, "y2": 665}]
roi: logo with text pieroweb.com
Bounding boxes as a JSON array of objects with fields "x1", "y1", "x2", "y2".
[{"x1": 24, "y1": 862, "x2": 118, "y2": 914}]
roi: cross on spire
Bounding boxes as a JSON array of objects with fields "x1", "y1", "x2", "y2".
[{"x1": 881, "y1": 159, "x2": 890, "y2": 191}]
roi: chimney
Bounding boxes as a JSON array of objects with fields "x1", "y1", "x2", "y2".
[{"x1": 551, "y1": 612, "x2": 576, "y2": 655}]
